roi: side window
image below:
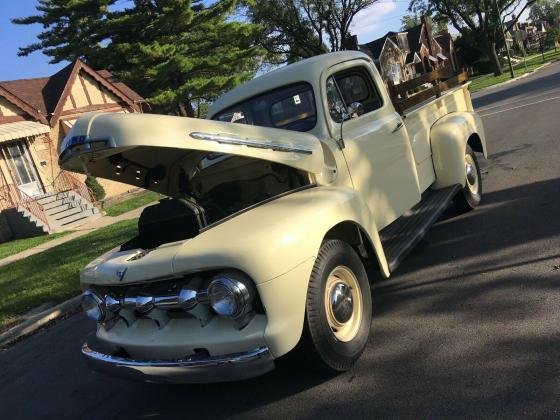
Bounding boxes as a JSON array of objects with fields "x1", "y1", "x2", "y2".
[
  {"x1": 326, "y1": 77, "x2": 349, "y2": 123},
  {"x1": 330, "y1": 67, "x2": 383, "y2": 119}
]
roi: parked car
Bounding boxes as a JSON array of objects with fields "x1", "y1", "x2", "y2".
[{"x1": 60, "y1": 51, "x2": 487, "y2": 383}]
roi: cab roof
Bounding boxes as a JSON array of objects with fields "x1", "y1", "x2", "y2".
[{"x1": 208, "y1": 51, "x2": 372, "y2": 119}]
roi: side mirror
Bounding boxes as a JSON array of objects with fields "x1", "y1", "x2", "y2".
[{"x1": 347, "y1": 102, "x2": 364, "y2": 118}]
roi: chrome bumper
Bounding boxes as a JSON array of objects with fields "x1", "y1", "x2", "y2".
[{"x1": 82, "y1": 343, "x2": 274, "y2": 384}]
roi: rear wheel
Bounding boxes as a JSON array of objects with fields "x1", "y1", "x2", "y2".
[
  {"x1": 454, "y1": 145, "x2": 482, "y2": 212},
  {"x1": 301, "y1": 240, "x2": 372, "y2": 372}
]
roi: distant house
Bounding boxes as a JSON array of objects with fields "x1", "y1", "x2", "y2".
[
  {"x1": 0, "y1": 59, "x2": 145, "y2": 242},
  {"x1": 359, "y1": 17, "x2": 455, "y2": 85}
]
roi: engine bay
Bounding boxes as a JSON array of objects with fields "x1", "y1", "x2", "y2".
[{"x1": 122, "y1": 153, "x2": 310, "y2": 250}]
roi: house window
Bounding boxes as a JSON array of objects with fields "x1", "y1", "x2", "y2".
[
  {"x1": 1, "y1": 140, "x2": 44, "y2": 197},
  {"x1": 387, "y1": 63, "x2": 402, "y2": 84}
]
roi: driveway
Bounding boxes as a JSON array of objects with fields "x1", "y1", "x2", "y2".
[{"x1": 1, "y1": 62, "x2": 559, "y2": 419}]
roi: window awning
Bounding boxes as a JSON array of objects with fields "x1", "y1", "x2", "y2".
[
  {"x1": 428, "y1": 55, "x2": 438, "y2": 62},
  {"x1": 0, "y1": 120, "x2": 50, "y2": 143},
  {"x1": 437, "y1": 53, "x2": 448, "y2": 60}
]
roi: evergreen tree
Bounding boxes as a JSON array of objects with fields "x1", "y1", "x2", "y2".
[
  {"x1": 13, "y1": 0, "x2": 115, "y2": 64},
  {"x1": 14, "y1": 0, "x2": 264, "y2": 117}
]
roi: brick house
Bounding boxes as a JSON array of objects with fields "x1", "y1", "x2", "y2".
[
  {"x1": 0, "y1": 59, "x2": 145, "y2": 242},
  {"x1": 359, "y1": 17, "x2": 456, "y2": 85}
]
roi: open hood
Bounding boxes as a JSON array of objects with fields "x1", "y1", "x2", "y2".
[{"x1": 59, "y1": 113, "x2": 324, "y2": 196}]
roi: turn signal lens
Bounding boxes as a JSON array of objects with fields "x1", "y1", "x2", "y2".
[{"x1": 82, "y1": 290, "x2": 106, "y2": 322}]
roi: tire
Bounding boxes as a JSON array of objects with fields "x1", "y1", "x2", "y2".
[
  {"x1": 301, "y1": 240, "x2": 372, "y2": 372},
  {"x1": 454, "y1": 145, "x2": 482, "y2": 212}
]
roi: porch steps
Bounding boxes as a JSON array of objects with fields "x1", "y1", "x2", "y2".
[
  {"x1": 12, "y1": 190, "x2": 101, "y2": 235},
  {"x1": 42, "y1": 190, "x2": 101, "y2": 231}
]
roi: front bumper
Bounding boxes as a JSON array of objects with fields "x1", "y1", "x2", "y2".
[{"x1": 82, "y1": 343, "x2": 274, "y2": 383}]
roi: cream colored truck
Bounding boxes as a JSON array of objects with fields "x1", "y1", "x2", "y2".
[{"x1": 60, "y1": 51, "x2": 487, "y2": 383}]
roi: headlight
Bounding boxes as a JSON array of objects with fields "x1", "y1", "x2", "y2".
[
  {"x1": 207, "y1": 275, "x2": 252, "y2": 319},
  {"x1": 81, "y1": 290, "x2": 106, "y2": 322}
]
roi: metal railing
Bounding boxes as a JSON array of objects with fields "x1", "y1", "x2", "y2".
[
  {"x1": 0, "y1": 183, "x2": 51, "y2": 230},
  {"x1": 52, "y1": 170, "x2": 97, "y2": 205}
]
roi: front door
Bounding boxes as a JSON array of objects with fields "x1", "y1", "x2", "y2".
[
  {"x1": 324, "y1": 62, "x2": 421, "y2": 230},
  {"x1": 2, "y1": 140, "x2": 44, "y2": 197}
]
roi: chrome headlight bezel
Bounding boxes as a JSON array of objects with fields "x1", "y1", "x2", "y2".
[{"x1": 207, "y1": 275, "x2": 252, "y2": 319}]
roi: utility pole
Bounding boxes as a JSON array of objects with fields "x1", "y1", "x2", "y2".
[{"x1": 494, "y1": 0, "x2": 515, "y2": 78}]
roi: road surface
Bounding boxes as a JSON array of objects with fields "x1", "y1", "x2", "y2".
[{"x1": 1, "y1": 62, "x2": 559, "y2": 419}]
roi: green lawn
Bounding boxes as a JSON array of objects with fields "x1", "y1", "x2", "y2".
[
  {"x1": 470, "y1": 49, "x2": 560, "y2": 92},
  {"x1": 104, "y1": 190, "x2": 162, "y2": 217},
  {"x1": 0, "y1": 231, "x2": 73, "y2": 260},
  {"x1": 0, "y1": 219, "x2": 138, "y2": 331}
]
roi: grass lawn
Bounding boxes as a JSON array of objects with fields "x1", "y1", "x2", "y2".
[
  {"x1": 0, "y1": 231, "x2": 73, "y2": 260},
  {"x1": 104, "y1": 190, "x2": 162, "y2": 217},
  {"x1": 0, "y1": 218, "x2": 138, "y2": 331},
  {"x1": 470, "y1": 49, "x2": 560, "y2": 92}
]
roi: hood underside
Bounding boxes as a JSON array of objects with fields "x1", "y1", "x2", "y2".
[{"x1": 59, "y1": 113, "x2": 324, "y2": 196}]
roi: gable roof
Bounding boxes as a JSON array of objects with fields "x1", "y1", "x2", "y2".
[
  {"x1": 0, "y1": 84, "x2": 49, "y2": 124},
  {"x1": 0, "y1": 59, "x2": 145, "y2": 127},
  {"x1": 361, "y1": 31, "x2": 402, "y2": 59}
]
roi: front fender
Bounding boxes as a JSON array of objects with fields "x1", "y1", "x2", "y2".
[
  {"x1": 172, "y1": 186, "x2": 388, "y2": 358},
  {"x1": 430, "y1": 112, "x2": 487, "y2": 189}
]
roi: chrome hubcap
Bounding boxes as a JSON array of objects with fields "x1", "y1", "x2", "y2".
[
  {"x1": 330, "y1": 282, "x2": 353, "y2": 323},
  {"x1": 324, "y1": 266, "x2": 363, "y2": 342},
  {"x1": 465, "y1": 154, "x2": 479, "y2": 195}
]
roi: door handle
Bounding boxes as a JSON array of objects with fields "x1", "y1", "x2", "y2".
[{"x1": 392, "y1": 121, "x2": 404, "y2": 133}]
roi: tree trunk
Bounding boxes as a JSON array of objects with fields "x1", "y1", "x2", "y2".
[{"x1": 486, "y1": 41, "x2": 503, "y2": 76}]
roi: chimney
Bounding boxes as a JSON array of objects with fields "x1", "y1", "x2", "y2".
[
  {"x1": 343, "y1": 34, "x2": 359, "y2": 51},
  {"x1": 421, "y1": 15, "x2": 434, "y2": 54}
]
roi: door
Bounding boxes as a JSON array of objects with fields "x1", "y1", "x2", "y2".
[
  {"x1": 325, "y1": 63, "x2": 420, "y2": 230},
  {"x1": 2, "y1": 140, "x2": 44, "y2": 197}
]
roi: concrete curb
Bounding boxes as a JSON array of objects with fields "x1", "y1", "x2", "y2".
[
  {"x1": 0, "y1": 295, "x2": 81, "y2": 347},
  {"x1": 473, "y1": 61, "x2": 554, "y2": 94}
]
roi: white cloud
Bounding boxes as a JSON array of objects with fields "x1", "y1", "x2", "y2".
[{"x1": 351, "y1": 2, "x2": 399, "y2": 37}]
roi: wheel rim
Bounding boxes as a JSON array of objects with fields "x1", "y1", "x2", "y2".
[
  {"x1": 324, "y1": 265, "x2": 363, "y2": 342},
  {"x1": 465, "y1": 153, "x2": 479, "y2": 195}
]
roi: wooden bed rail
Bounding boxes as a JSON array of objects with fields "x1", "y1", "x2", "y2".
[{"x1": 388, "y1": 69, "x2": 469, "y2": 114}]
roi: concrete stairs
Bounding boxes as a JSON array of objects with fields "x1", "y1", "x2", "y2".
[{"x1": 37, "y1": 190, "x2": 101, "y2": 232}]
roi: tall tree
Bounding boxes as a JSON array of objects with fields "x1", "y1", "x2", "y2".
[
  {"x1": 401, "y1": 13, "x2": 449, "y2": 32},
  {"x1": 409, "y1": 0, "x2": 537, "y2": 75},
  {"x1": 12, "y1": 0, "x2": 115, "y2": 64},
  {"x1": 529, "y1": 0, "x2": 560, "y2": 25},
  {"x1": 246, "y1": 0, "x2": 377, "y2": 64},
  {"x1": 13, "y1": 0, "x2": 264, "y2": 117}
]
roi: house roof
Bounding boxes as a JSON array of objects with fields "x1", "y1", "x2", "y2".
[
  {"x1": 362, "y1": 34, "x2": 390, "y2": 59},
  {"x1": 0, "y1": 59, "x2": 145, "y2": 126},
  {"x1": 96, "y1": 69, "x2": 145, "y2": 103}
]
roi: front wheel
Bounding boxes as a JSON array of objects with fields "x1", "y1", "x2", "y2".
[
  {"x1": 301, "y1": 240, "x2": 372, "y2": 372},
  {"x1": 454, "y1": 145, "x2": 482, "y2": 212}
]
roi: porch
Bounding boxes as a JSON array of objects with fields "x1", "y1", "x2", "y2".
[{"x1": 0, "y1": 121, "x2": 100, "y2": 242}]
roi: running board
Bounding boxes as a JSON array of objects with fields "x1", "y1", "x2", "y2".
[{"x1": 380, "y1": 184, "x2": 461, "y2": 273}]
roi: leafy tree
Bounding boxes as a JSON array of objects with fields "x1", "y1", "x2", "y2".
[
  {"x1": 409, "y1": 0, "x2": 538, "y2": 76},
  {"x1": 529, "y1": 0, "x2": 560, "y2": 25},
  {"x1": 542, "y1": 27, "x2": 560, "y2": 51},
  {"x1": 401, "y1": 13, "x2": 449, "y2": 32},
  {"x1": 246, "y1": 0, "x2": 377, "y2": 64},
  {"x1": 13, "y1": 0, "x2": 264, "y2": 117}
]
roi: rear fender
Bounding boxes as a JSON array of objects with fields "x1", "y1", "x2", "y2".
[{"x1": 430, "y1": 112, "x2": 487, "y2": 189}]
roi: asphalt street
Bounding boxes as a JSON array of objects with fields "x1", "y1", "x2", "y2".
[{"x1": 1, "y1": 62, "x2": 559, "y2": 419}]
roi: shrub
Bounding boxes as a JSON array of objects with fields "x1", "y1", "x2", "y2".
[{"x1": 85, "y1": 176, "x2": 106, "y2": 201}]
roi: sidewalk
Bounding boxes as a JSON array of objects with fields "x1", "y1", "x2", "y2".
[{"x1": 0, "y1": 203, "x2": 153, "y2": 268}]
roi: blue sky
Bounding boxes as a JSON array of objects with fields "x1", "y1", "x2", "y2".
[{"x1": 1, "y1": 0, "x2": 530, "y2": 81}]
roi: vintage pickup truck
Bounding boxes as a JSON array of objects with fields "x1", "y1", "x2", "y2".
[{"x1": 60, "y1": 51, "x2": 487, "y2": 383}]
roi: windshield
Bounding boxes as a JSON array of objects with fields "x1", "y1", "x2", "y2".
[{"x1": 213, "y1": 83, "x2": 317, "y2": 132}]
